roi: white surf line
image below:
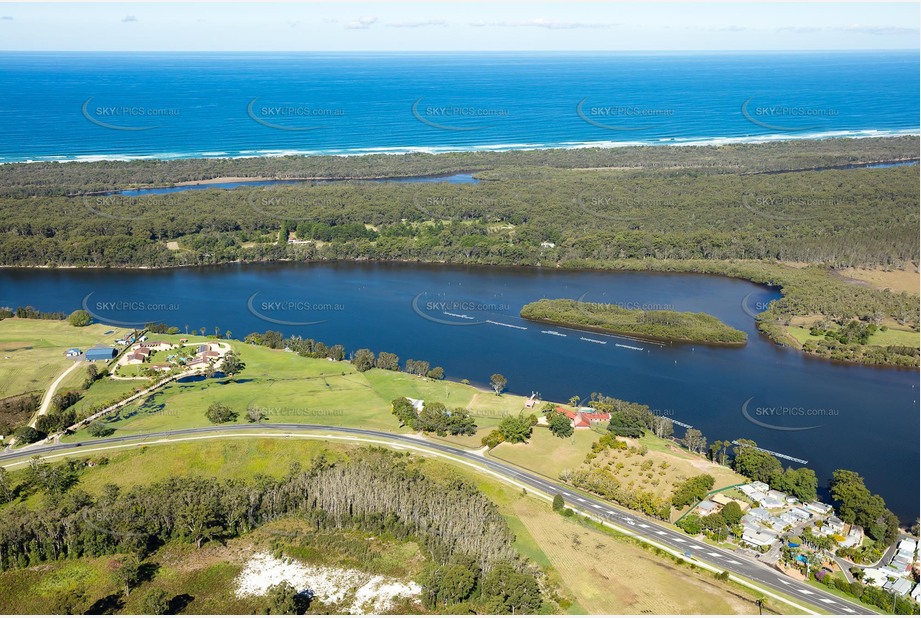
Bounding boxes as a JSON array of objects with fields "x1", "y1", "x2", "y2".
[
  {"x1": 546, "y1": 324, "x2": 666, "y2": 348},
  {"x1": 7, "y1": 431, "x2": 823, "y2": 616},
  {"x1": 485, "y1": 320, "x2": 527, "y2": 330},
  {"x1": 580, "y1": 337, "x2": 607, "y2": 344},
  {"x1": 443, "y1": 312, "x2": 474, "y2": 320},
  {"x1": 614, "y1": 343, "x2": 644, "y2": 351}
]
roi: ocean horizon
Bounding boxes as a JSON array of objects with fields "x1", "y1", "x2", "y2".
[{"x1": 1, "y1": 50, "x2": 918, "y2": 163}]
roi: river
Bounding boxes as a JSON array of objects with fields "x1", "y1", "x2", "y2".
[{"x1": 0, "y1": 261, "x2": 917, "y2": 522}]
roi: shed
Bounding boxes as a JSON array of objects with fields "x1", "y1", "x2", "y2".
[{"x1": 85, "y1": 346, "x2": 117, "y2": 361}]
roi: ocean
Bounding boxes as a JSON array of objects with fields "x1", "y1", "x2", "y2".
[{"x1": 0, "y1": 51, "x2": 917, "y2": 163}]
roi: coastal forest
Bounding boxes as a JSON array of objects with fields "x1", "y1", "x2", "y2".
[{"x1": 0, "y1": 137, "x2": 917, "y2": 366}]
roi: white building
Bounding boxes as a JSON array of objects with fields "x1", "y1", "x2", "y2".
[
  {"x1": 884, "y1": 578, "x2": 914, "y2": 597},
  {"x1": 806, "y1": 501, "x2": 833, "y2": 515},
  {"x1": 742, "y1": 526, "x2": 778, "y2": 548}
]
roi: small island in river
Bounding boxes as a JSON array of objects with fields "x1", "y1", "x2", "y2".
[{"x1": 520, "y1": 299, "x2": 748, "y2": 345}]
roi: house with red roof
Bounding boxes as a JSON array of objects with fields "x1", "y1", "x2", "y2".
[{"x1": 557, "y1": 406, "x2": 611, "y2": 429}]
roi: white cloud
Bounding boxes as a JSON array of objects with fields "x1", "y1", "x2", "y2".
[
  {"x1": 469, "y1": 18, "x2": 616, "y2": 30},
  {"x1": 387, "y1": 19, "x2": 447, "y2": 29},
  {"x1": 775, "y1": 26, "x2": 822, "y2": 34},
  {"x1": 121, "y1": 15, "x2": 137, "y2": 23},
  {"x1": 835, "y1": 24, "x2": 918, "y2": 35},
  {"x1": 1, "y1": 16, "x2": 13, "y2": 21},
  {"x1": 345, "y1": 16, "x2": 379, "y2": 30}
]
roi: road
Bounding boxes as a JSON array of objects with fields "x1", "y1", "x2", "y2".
[
  {"x1": 29, "y1": 359, "x2": 84, "y2": 428},
  {"x1": 1, "y1": 424, "x2": 875, "y2": 615}
]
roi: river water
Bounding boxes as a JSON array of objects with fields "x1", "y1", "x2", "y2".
[{"x1": 0, "y1": 261, "x2": 916, "y2": 521}]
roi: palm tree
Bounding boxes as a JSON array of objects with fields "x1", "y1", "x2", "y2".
[{"x1": 755, "y1": 596, "x2": 766, "y2": 615}]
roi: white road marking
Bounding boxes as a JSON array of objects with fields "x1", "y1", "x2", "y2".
[
  {"x1": 707, "y1": 552, "x2": 721, "y2": 557},
  {"x1": 577, "y1": 497, "x2": 587, "y2": 503},
  {"x1": 841, "y1": 608, "x2": 855, "y2": 613},
  {"x1": 726, "y1": 559, "x2": 741, "y2": 564},
  {"x1": 798, "y1": 589, "x2": 814, "y2": 595},
  {"x1": 636, "y1": 523, "x2": 649, "y2": 528},
  {"x1": 818, "y1": 598, "x2": 836, "y2": 605}
]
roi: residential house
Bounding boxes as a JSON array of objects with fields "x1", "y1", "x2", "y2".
[
  {"x1": 711, "y1": 493, "x2": 749, "y2": 511},
  {"x1": 760, "y1": 492, "x2": 786, "y2": 509},
  {"x1": 777, "y1": 507, "x2": 811, "y2": 527},
  {"x1": 779, "y1": 511, "x2": 800, "y2": 526},
  {"x1": 839, "y1": 524, "x2": 863, "y2": 548},
  {"x1": 65, "y1": 348, "x2": 81, "y2": 357},
  {"x1": 558, "y1": 406, "x2": 611, "y2": 429},
  {"x1": 742, "y1": 526, "x2": 778, "y2": 548},
  {"x1": 806, "y1": 501, "x2": 833, "y2": 516},
  {"x1": 825, "y1": 516, "x2": 845, "y2": 534},
  {"x1": 862, "y1": 568, "x2": 891, "y2": 588},
  {"x1": 697, "y1": 500, "x2": 720, "y2": 516},
  {"x1": 406, "y1": 398, "x2": 425, "y2": 413},
  {"x1": 884, "y1": 578, "x2": 914, "y2": 597}
]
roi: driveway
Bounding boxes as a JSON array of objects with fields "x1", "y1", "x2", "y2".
[{"x1": 30, "y1": 359, "x2": 84, "y2": 427}]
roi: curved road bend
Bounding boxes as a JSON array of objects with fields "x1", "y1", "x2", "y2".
[{"x1": 1, "y1": 424, "x2": 873, "y2": 616}]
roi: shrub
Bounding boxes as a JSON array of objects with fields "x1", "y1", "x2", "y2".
[{"x1": 205, "y1": 402, "x2": 238, "y2": 424}]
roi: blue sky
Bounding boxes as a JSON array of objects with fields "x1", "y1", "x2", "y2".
[{"x1": 0, "y1": 2, "x2": 918, "y2": 51}]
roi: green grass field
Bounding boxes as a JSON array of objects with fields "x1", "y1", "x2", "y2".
[
  {"x1": 0, "y1": 318, "x2": 132, "y2": 399},
  {"x1": 0, "y1": 438, "x2": 799, "y2": 615},
  {"x1": 62, "y1": 335, "x2": 532, "y2": 443},
  {"x1": 785, "y1": 325, "x2": 919, "y2": 348}
]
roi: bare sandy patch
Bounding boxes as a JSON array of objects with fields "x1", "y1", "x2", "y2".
[
  {"x1": 835, "y1": 267, "x2": 920, "y2": 295},
  {"x1": 234, "y1": 552, "x2": 421, "y2": 614}
]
